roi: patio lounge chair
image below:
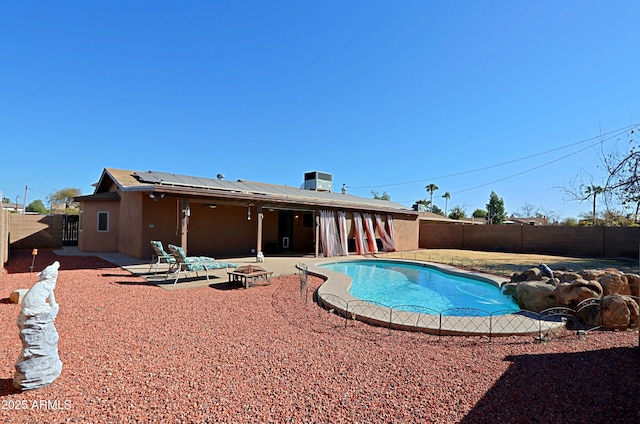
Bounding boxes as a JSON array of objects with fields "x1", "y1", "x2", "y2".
[
  {"x1": 149, "y1": 240, "x2": 177, "y2": 275},
  {"x1": 166, "y1": 244, "x2": 238, "y2": 285}
]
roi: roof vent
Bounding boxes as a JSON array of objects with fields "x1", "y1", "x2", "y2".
[{"x1": 216, "y1": 173, "x2": 225, "y2": 180}]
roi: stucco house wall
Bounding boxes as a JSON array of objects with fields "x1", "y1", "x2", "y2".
[
  {"x1": 79, "y1": 200, "x2": 120, "y2": 253},
  {"x1": 76, "y1": 168, "x2": 421, "y2": 260}
]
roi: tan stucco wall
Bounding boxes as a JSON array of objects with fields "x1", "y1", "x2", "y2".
[
  {"x1": 79, "y1": 188, "x2": 420, "y2": 259},
  {"x1": 78, "y1": 202, "x2": 119, "y2": 252},
  {"x1": 0, "y1": 209, "x2": 9, "y2": 276},
  {"x1": 118, "y1": 190, "x2": 142, "y2": 257},
  {"x1": 186, "y1": 202, "x2": 257, "y2": 258},
  {"x1": 8, "y1": 214, "x2": 64, "y2": 249},
  {"x1": 420, "y1": 222, "x2": 640, "y2": 259},
  {"x1": 388, "y1": 213, "x2": 419, "y2": 251},
  {"x1": 140, "y1": 196, "x2": 182, "y2": 260}
]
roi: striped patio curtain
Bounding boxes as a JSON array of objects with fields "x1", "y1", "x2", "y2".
[
  {"x1": 375, "y1": 214, "x2": 396, "y2": 252},
  {"x1": 337, "y1": 211, "x2": 349, "y2": 256},
  {"x1": 352, "y1": 212, "x2": 367, "y2": 254},
  {"x1": 362, "y1": 213, "x2": 378, "y2": 254},
  {"x1": 319, "y1": 210, "x2": 341, "y2": 257}
]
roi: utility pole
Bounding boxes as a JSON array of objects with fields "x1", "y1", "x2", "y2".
[{"x1": 22, "y1": 185, "x2": 28, "y2": 214}]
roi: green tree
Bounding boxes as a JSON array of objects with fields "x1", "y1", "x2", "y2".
[
  {"x1": 584, "y1": 185, "x2": 604, "y2": 225},
  {"x1": 425, "y1": 183, "x2": 439, "y2": 213},
  {"x1": 413, "y1": 198, "x2": 431, "y2": 212},
  {"x1": 486, "y1": 191, "x2": 507, "y2": 224},
  {"x1": 431, "y1": 204, "x2": 445, "y2": 216},
  {"x1": 441, "y1": 192, "x2": 451, "y2": 216},
  {"x1": 448, "y1": 205, "x2": 467, "y2": 220},
  {"x1": 472, "y1": 208, "x2": 487, "y2": 219},
  {"x1": 371, "y1": 190, "x2": 391, "y2": 201},
  {"x1": 26, "y1": 199, "x2": 48, "y2": 214},
  {"x1": 561, "y1": 217, "x2": 579, "y2": 226},
  {"x1": 47, "y1": 187, "x2": 81, "y2": 212}
]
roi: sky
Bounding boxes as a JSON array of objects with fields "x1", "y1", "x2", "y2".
[{"x1": 1, "y1": 1, "x2": 639, "y2": 220}]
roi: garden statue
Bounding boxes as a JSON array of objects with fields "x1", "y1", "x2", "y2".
[{"x1": 14, "y1": 261, "x2": 63, "y2": 391}]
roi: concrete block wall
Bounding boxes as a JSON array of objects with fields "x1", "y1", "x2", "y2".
[
  {"x1": 9, "y1": 214, "x2": 63, "y2": 249},
  {"x1": 420, "y1": 221, "x2": 640, "y2": 259},
  {"x1": 0, "y1": 209, "x2": 9, "y2": 277}
]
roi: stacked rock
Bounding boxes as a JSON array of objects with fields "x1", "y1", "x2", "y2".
[
  {"x1": 503, "y1": 263, "x2": 639, "y2": 330},
  {"x1": 14, "y1": 261, "x2": 63, "y2": 391}
]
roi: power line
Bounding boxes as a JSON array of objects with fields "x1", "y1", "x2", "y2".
[
  {"x1": 451, "y1": 141, "x2": 601, "y2": 195},
  {"x1": 350, "y1": 123, "x2": 637, "y2": 189}
]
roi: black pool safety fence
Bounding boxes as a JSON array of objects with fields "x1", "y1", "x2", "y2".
[{"x1": 309, "y1": 291, "x2": 639, "y2": 343}]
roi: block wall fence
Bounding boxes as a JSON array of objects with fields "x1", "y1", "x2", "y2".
[
  {"x1": 420, "y1": 222, "x2": 640, "y2": 259},
  {"x1": 6, "y1": 214, "x2": 64, "y2": 250},
  {"x1": 0, "y1": 209, "x2": 9, "y2": 277}
]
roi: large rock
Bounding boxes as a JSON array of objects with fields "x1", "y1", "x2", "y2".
[
  {"x1": 516, "y1": 281, "x2": 557, "y2": 312},
  {"x1": 596, "y1": 294, "x2": 640, "y2": 330},
  {"x1": 555, "y1": 279, "x2": 602, "y2": 309},
  {"x1": 598, "y1": 272, "x2": 632, "y2": 296},
  {"x1": 502, "y1": 282, "x2": 518, "y2": 300},
  {"x1": 555, "y1": 271, "x2": 581, "y2": 283},
  {"x1": 14, "y1": 261, "x2": 63, "y2": 391},
  {"x1": 580, "y1": 269, "x2": 606, "y2": 281},
  {"x1": 626, "y1": 274, "x2": 640, "y2": 297},
  {"x1": 524, "y1": 267, "x2": 542, "y2": 281}
]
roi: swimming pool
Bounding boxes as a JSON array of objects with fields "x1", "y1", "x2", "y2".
[{"x1": 319, "y1": 260, "x2": 520, "y2": 316}]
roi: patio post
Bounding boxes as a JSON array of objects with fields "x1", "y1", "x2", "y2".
[
  {"x1": 181, "y1": 198, "x2": 189, "y2": 255},
  {"x1": 256, "y1": 205, "x2": 263, "y2": 260}
]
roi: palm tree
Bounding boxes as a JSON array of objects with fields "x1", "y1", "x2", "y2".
[
  {"x1": 425, "y1": 183, "x2": 439, "y2": 213},
  {"x1": 442, "y1": 192, "x2": 451, "y2": 216},
  {"x1": 585, "y1": 185, "x2": 604, "y2": 225}
]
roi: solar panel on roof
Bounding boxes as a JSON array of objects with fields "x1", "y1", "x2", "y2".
[{"x1": 132, "y1": 170, "x2": 411, "y2": 211}]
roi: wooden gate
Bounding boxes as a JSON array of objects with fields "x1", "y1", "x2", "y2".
[{"x1": 62, "y1": 215, "x2": 79, "y2": 246}]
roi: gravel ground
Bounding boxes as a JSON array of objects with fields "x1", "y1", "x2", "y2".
[{"x1": 1, "y1": 249, "x2": 638, "y2": 423}]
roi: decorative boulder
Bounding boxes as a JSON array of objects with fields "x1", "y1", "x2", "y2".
[
  {"x1": 580, "y1": 269, "x2": 606, "y2": 281},
  {"x1": 523, "y1": 267, "x2": 542, "y2": 281},
  {"x1": 555, "y1": 271, "x2": 581, "y2": 284},
  {"x1": 595, "y1": 294, "x2": 640, "y2": 330},
  {"x1": 555, "y1": 279, "x2": 603, "y2": 309},
  {"x1": 599, "y1": 272, "x2": 632, "y2": 296},
  {"x1": 626, "y1": 274, "x2": 640, "y2": 297},
  {"x1": 502, "y1": 282, "x2": 518, "y2": 300},
  {"x1": 516, "y1": 281, "x2": 557, "y2": 312},
  {"x1": 14, "y1": 261, "x2": 63, "y2": 391}
]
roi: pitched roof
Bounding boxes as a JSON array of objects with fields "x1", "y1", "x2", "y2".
[{"x1": 90, "y1": 168, "x2": 416, "y2": 214}]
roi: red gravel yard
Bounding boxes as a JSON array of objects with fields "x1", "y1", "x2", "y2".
[{"x1": 1, "y1": 249, "x2": 638, "y2": 423}]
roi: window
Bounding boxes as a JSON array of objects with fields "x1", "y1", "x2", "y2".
[
  {"x1": 302, "y1": 213, "x2": 313, "y2": 229},
  {"x1": 97, "y1": 211, "x2": 109, "y2": 232},
  {"x1": 79, "y1": 210, "x2": 84, "y2": 232}
]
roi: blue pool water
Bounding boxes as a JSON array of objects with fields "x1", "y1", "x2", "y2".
[{"x1": 319, "y1": 260, "x2": 520, "y2": 316}]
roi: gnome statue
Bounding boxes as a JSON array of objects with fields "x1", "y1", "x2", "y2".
[{"x1": 14, "y1": 261, "x2": 63, "y2": 391}]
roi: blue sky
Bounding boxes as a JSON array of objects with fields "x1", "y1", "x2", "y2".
[{"x1": 1, "y1": 1, "x2": 638, "y2": 220}]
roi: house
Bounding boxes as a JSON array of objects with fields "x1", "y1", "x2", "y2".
[
  {"x1": 75, "y1": 168, "x2": 420, "y2": 260},
  {"x1": 504, "y1": 216, "x2": 548, "y2": 226},
  {"x1": 1, "y1": 201, "x2": 24, "y2": 214}
]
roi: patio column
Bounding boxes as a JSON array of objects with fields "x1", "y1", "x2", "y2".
[
  {"x1": 314, "y1": 211, "x2": 319, "y2": 258},
  {"x1": 256, "y1": 205, "x2": 263, "y2": 260},
  {"x1": 181, "y1": 198, "x2": 189, "y2": 254}
]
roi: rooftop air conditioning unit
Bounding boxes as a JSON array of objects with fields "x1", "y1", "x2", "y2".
[{"x1": 304, "y1": 171, "x2": 333, "y2": 192}]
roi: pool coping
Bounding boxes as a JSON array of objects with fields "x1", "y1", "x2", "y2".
[{"x1": 307, "y1": 257, "x2": 565, "y2": 337}]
